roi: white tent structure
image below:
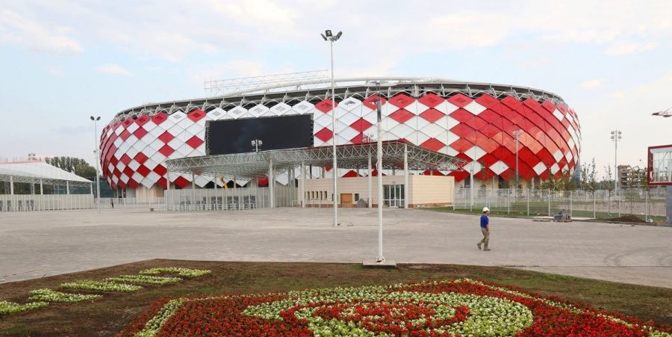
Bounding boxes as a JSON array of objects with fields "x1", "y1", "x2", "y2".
[{"x1": 0, "y1": 161, "x2": 94, "y2": 212}]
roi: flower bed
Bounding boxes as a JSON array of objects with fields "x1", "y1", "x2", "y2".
[
  {"x1": 28, "y1": 289, "x2": 101, "y2": 303},
  {"x1": 61, "y1": 280, "x2": 143, "y2": 293},
  {"x1": 0, "y1": 300, "x2": 48, "y2": 315},
  {"x1": 139, "y1": 267, "x2": 211, "y2": 278},
  {"x1": 106, "y1": 275, "x2": 182, "y2": 285},
  {"x1": 117, "y1": 279, "x2": 672, "y2": 337}
]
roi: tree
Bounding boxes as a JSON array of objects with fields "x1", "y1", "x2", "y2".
[
  {"x1": 579, "y1": 159, "x2": 598, "y2": 191},
  {"x1": 45, "y1": 156, "x2": 97, "y2": 180}
]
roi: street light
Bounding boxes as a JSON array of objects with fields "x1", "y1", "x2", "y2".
[
  {"x1": 90, "y1": 115, "x2": 101, "y2": 211},
  {"x1": 251, "y1": 139, "x2": 263, "y2": 153},
  {"x1": 513, "y1": 129, "x2": 522, "y2": 199},
  {"x1": 321, "y1": 29, "x2": 342, "y2": 227},
  {"x1": 610, "y1": 130, "x2": 622, "y2": 193}
]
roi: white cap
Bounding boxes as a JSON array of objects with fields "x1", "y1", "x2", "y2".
[{"x1": 482, "y1": 207, "x2": 490, "y2": 213}]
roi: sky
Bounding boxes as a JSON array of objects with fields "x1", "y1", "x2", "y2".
[{"x1": 0, "y1": 0, "x2": 671, "y2": 178}]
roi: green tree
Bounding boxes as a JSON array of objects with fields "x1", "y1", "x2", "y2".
[
  {"x1": 580, "y1": 159, "x2": 598, "y2": 191},
  {"x1": 45, "y1": 156, "x2": 97, "y2": 180}
]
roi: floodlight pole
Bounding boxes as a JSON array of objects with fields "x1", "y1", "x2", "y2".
[
  {"x1": 322, "y1": 29, "x2": 341, "y2": 227},
  {"x1": 610, "y1": 130, "x2": 622, "y2": 194},
  {"x1": 376, "y1": 98, "x2": 384, "y2": 262},
  {"x1": 90, "y1": 116, "x2": 101, "y2": 211}
]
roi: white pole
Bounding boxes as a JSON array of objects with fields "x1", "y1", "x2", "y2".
[
  {"x1": 376, "y1": 98, "x2": 384, "y2": 262},
  {"x1": 9, "y1": 176, "x2": 14, "y2": 195},
  {"x1": 330, "y1": 38, "x2": 339, "y2": 227},
  {"x1": 300, "y1": 162, "x2": 305, "y2": 208},
  {"x1": 368, "y1": 151, "x2": 372, "y2": 208},
  {"x1": 469, "y1": 162, "x2": 474, "y2": 211},
  {"x1": 39, "y1": 179, "x2": 43, "y2": 195},
  {"x1": 191, "y1": 172, "x2": 196, "y2": 210},
  {"x1": 94, "y1": 118, "x2": 101, "y2": 211},
  {"x1": 404, "y1": 143, "x2": 409, "y2": 209},
  {"x1": 514, "y1": 129, "x2": 520, "y2": 200},
  {"x1": 66, "y1": 181, "x2": 70, "y2": 195},
  {"x1": 166, "y1": 172, "x2": 170, "y2": 211}
]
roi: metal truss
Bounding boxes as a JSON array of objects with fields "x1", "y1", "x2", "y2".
[
  {"x1": 166, "y1": 141, "x2": 466, "y2": 178},
  {"x1": 114, "y1": 77, "x2": 566, "y2": 121}
]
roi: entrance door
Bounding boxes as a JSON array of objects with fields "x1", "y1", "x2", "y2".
[
  {"x1": 383, "y1": 184, "x2": 405, "y2": 207},
  {"x1": 340, "y1": 193, "x2": 353, "y2": 207}
]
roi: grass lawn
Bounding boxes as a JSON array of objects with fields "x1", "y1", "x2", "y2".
[{"x1": 1, "y1": 260, "x2": 671, "y2": 336}]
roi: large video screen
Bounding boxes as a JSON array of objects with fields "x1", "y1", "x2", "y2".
[{"x1": 206, "y1": 114, "x2": 314, "y2": 155}]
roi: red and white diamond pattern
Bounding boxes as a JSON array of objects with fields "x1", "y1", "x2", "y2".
[{"x1": 101, "y1": 94, "x2": 581, "y2": 190}]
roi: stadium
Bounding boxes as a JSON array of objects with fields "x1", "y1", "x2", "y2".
[{"x1": 99, "y1": 78, "x2": 581, "y2": 202}]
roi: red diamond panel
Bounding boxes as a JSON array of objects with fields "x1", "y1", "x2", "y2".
[
  {"x1": 449, "y1": 170, "x2": 469, "y2": 182},
  {"x1": 159, "y1": 144, "x2": 175, "y2": 157},
  {"x1": 420, "y1": 138, "x2": 445, "y2": 152},
  {"x1": 418, "y1": 93, "x2": 444, "y2": 108},
  {"x1": 450, "y1": 139, "x2": 473, "y2": 153},
  {"x1": 133, "y1": 127, "x2": 148, "y2": 139},
  {"x1": 153, "y1": 165, "x2": 167, "y2": 176},
  {"x1": 447, "y1": 93, "x2": 472, "y2": 107},
  {"x1": 350, "y1": 118, "x2": 372, "y2": 132},
  {"x1": 475, "y1": 94, "x2": 500, "y2": 108},
  {"x1": 152, "y1": 112, "x2": 168, "y2": 125},
  {"x1": 420, "y1": 108, "x2": 444, "y2": 123},
  {"x1": 186, "y1": 135, "x2": 204, "y2": 149},
  {"x1": 389, "y1": 109, "x2": 414, "y2": 123},
  {"x1": 362, "y1": 95, "x2": 387, "y2": 110},
  {"x1": 315, "y1": 100, "x2": 335, "y2": 113},
  {"x1": 315, "y1": 127, "x2": 333, "y2": 142},
  {"x1": 449, "y1": 108, "x2": 474, "y2": 122},
  {"x1": 173, "y1": 176, "x2": 190, "y2": 188},
  {"x1": 388, "y1": 93, "x2": 414, "y2": 108},
  {"x1": 159, "y1": 131, "x2": 174, "y2": 143},
  {"x1": 119, "y1": 130, "x2": 131, "y2": 141},
  {"x1": 187, "y1": 109, "x2": 206, "y2": 122},
  {"x1": 120, "y1": 154, "x2": 132, "y2": 165},
  {"x1": 134, "y1": 152, "x2": 149, "y2": 164},
  {"x1": 136, "y1": 165, "x2": 151, "y2": 177}
]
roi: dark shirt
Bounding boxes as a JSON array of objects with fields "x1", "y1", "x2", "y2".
[{"x1": 480, "y1": 214, "x2": 489, "y2": 229}]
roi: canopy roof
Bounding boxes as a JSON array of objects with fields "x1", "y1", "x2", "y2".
[
  {"x1": 166, "y1": 141, "x2": 465, "y2": 178},
  {"x1": 0, "y1": 161, "x2": 92, "y2": 185}
]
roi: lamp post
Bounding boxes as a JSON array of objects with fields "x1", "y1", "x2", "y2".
[
  {"x1": 610, "y1": 130, "x2": 622, "y2": 194},
  {"x1": 321, "y1": 29, "x2": 342, "y2": 227},
  {"x1": 90, "y1": 115, "x2": 101, "y2": 210}
]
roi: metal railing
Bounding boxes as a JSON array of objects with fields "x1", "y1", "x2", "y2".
[{"x1": 453, "y1": 187, "x2": 668, "y2": 222}]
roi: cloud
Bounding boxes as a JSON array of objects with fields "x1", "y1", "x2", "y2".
[
  {"x1": 96, "y1": 64, "x2": 131, "y2": 76},
  {"x1": 0, "y1": 9, "x2": 82, "y2": 54},
  {"x1": 605, "y1": 42, "x2": 657, "y2": 56},
  {"x1": 579, "y1": 79, "x2": 603, "y2": 90}
]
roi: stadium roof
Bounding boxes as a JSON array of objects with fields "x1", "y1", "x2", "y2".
[
  {"x1": 165, "y1": 141, "x2": 465, "y2": 178},
  {"x1": 0, "y1": 161, "x2": 92, "y2": 185},
  {"x1": 114, "y1": 77, "x2": 565, "y2": 120}
]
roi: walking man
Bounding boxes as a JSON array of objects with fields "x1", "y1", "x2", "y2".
[{"x1": 477, "y1": 207, "x2": 491, "y2": 251}]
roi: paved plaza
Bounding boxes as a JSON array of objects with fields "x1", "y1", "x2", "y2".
[{"x1": 0, "y1": 208, "x2": 670, "y2": 288}]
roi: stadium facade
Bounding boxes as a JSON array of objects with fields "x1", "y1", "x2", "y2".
[{"x1": 99, "y1": 78, "x2": 581, "y2": 198}]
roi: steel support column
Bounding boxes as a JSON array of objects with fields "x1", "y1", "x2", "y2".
[
  {"x1": 269, "y1": 159, "x2": 274, "y2": 208},
  {"x1": 368, "y1": 151, "x2": 372, "y2": 208}
]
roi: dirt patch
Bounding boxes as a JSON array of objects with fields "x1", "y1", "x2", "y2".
[{"x1": 609, "y1": 214, "x2": 647, "y2": 223}]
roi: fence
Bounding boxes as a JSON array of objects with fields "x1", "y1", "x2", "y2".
[
  {"x1": 0, "y1": 194, "x2": 94, "y2": 212},
  {"x1": 454, "y1": 187, "x2": 668, "y2": 222}
]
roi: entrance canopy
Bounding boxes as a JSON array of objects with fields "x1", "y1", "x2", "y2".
[
  {"x1": 166, "y1": 141, "x2": 465, "y2": 178},
  {"x1": 0, "y1": 161, "x2": 92, "y2": 185}
]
